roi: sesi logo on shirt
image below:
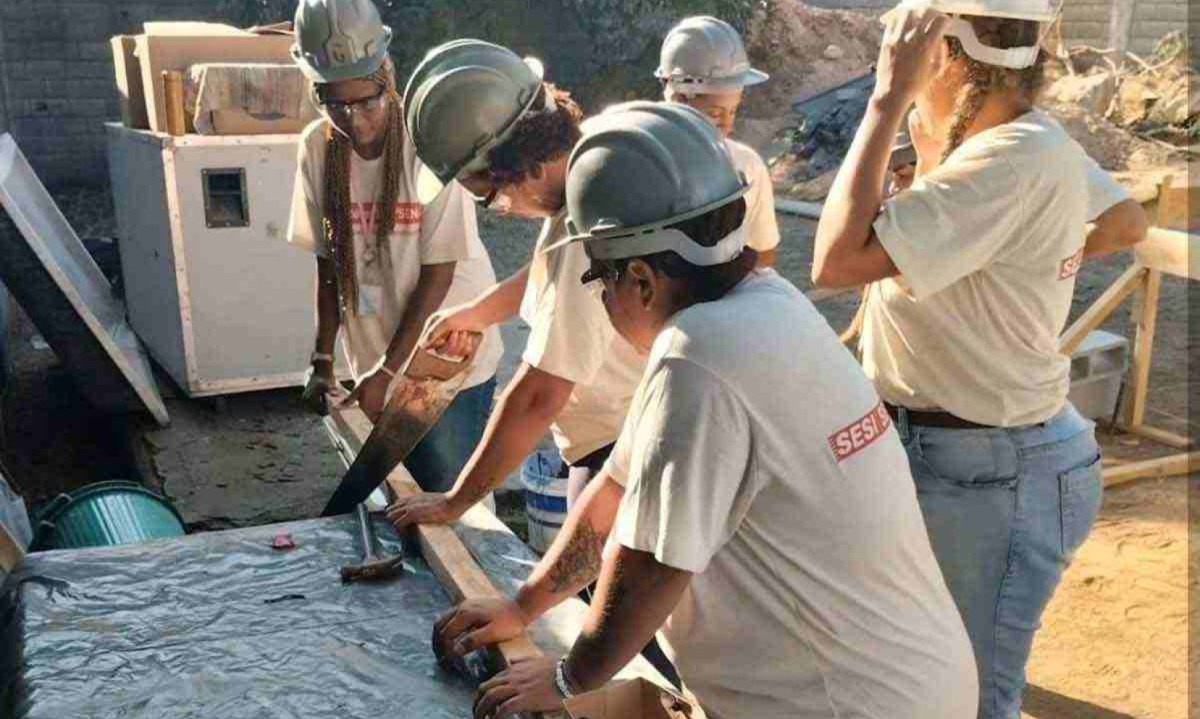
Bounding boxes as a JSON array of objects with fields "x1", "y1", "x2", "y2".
[
  {"x1": 349, "y1": 202, "x2": 423, "y2": 237},
  {"x1": 828, "y1": 401, "x2": 893, "y2": 463},
  {"x1": 1058, "y1": 247, "x2": 1084, "y2": 280}
]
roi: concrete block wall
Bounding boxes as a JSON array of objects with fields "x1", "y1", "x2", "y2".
[
  {"x1": 1061, "y1": 0, "x2": 1114, "y2": 47},
  {"x1": 1129, "y1": 0, "x2": 1193, "y2": 56},
  {"x1": 0, "y1": 0, "x2": 226, "y2": 186}
]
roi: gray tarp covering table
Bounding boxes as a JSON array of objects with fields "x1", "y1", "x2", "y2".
[{"x1": 0, "y1": 514, "x2": 480, "y2": 718}]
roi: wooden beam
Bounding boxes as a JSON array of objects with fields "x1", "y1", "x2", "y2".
[
  {"x1": 1059, "y1": 263, "x2": 1145, "y2": 355},
  {"x1": 1103, "y1": 451, "x2": 1199, "y2": 487},
  {"x1": 326, "y1": 406, "x2": 542, "y2": 669},
  {"x1": 1122, "y1": 269, "x2": 1161, "y2": 427},
  {"x1": 1123, "y1": 424, "x2": 1193, "y2": 450},
  {"x1": 1134, "y1": 228, "x2": 1199, "y2": 280}
]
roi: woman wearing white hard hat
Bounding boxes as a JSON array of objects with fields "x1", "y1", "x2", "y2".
[
  {"x1": 287, "y1": 0, "x2": 502, "y2": 493},
  {"x1": 656, "y1": 16, "x2": 781, "y2": 267},
  {"x1": 433, "y1": 101, "x2": 977, "y2": 719},
  {"x1": 812, "y1": 0, "x2": 1147, "y2": 716}
]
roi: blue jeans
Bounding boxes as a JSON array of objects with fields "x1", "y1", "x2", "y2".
[
  {"x1": 406, "y1": 377, "x2": 496, "y2": 493},
  {"x1": 899, "y1": 404, "x2": 1103, "y2": 719}
]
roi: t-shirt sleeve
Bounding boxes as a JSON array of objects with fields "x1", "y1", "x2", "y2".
[
  {"x1": 1084, "y1": 157, "x2": 1132, "y2": 222},
  {"x1": 521, "y1": 243, "x2": 612, "y2": 385},
  {"x1": 873, "y1": 144, "x2": 1021, "y2": 301},
  {"x1": 744, "y1": 151, "x2": 781, "y2": 253},
  {"x1": 418, "y1": 179, "x2": 477, "y2": 265},
  {"x1": 287, "y1": 125, "x2": 330, "y2": 258},
  {"x1": 608, "y1": 358, "x2": 756, "y2": 573}
]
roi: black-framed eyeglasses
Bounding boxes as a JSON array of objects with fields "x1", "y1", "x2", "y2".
[
  {"x1": 318, "y1": 89, "x2": 387, "y2": 117},
  {"x1": 581, "y1": 259, "x2": 622, "y2": 286},
  {"x1": 470, "y1": 186, "x2": 500, "y2": 209}
]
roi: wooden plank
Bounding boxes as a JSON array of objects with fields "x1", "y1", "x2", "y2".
[
  {"x1": 110, "y1": 36, "x2": 148, "y2": 130},
  {"x1": 1134, "y1": 228, "x2": 1199, "y2": 280},
  {"x1": 327, "y1": 406, "x2": 542, "y2": 669},
  {"x1": 1123, "y1": 424, "x2": 1193, "y2": 450},
  {"x1": 1103, "y1": 452, "x2": 1199, "y2": 487},
  {"x1": 1059, "y1": 263, "x2": 1145, "y2": 354},
  {"x1": 1154, "y1": 175, "x2": 1197, "y2": 231},
  {"x1": 163, "y1": 71, "x2": 186, "y2": 137},
  {"x1": 1123, "y1": 269, "x2": 1161, "y2": 427}
]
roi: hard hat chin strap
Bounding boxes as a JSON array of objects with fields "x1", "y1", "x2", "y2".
[{"x1": 944, "y1": 17, "x2": 1043, "y2": 69}]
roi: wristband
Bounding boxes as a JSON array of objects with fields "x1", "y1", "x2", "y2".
[
  {"x1": 554, "y1": 657, "x2": 579, "y2": 699},
  {"x1": 311, "y1": 352, "x2": 334, "y2": 364}
]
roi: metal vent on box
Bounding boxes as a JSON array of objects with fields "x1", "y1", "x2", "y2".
[{"x1": 202, "y1": 167, "x2": 249, "y2": 228}]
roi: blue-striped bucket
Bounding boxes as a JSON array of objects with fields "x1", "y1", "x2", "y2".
[
  {"x1": 32, "y1": 480, "x2": 186, "y2": 550},
  {"x1": 520, "y1": 449, "x2": 568, "y2": 553}
]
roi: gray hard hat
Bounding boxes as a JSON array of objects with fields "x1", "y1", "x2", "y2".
[
  {"x1": 291, "y1": 0, "x2": 393, "y2": 84},
  {"x1": 403, "y1": 39, "x2": 546, "y2": 202},
  {"x1": 548, "y1": 102, "x2": 749, "y2": 266},
  {"x1": 655, "y1": 16, "x2": 768, "y2": 94}
]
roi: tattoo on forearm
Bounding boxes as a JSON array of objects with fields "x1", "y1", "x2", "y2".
[{"x1": 548, "y1": 522, "x2": 603, "y2": 593}]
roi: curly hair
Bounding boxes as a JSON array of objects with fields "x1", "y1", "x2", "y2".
[
  {"x1": 481, "y1": 83, "x2": 584, "y2": 188},
  {"x1": 320, "y1": 58, "x2": 404, "y2": 318},
  {"x1": 942, "y1": 16, "x2": 1048, "y2": 163}
]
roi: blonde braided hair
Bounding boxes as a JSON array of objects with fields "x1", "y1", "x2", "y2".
[
  {"x1": 941, "y1": 16, "x2": 1048, "y2": 163},
  {"x1": 321, "y1": 57, "x2": 406, "y2": 317}
]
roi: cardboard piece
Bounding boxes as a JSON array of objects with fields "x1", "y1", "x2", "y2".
[
  {"x1": 135, "y1": 27, "x2": 295, "y2": 133},
  {"x1": 111, "y1": 36, "x2": 148, "y2": 129},
  {"x1": 0, "y1": 134, "x2": 168, "y2": 424},
  {"x1": 564, "y1": 679, "x2": 705, "y2": 719}
]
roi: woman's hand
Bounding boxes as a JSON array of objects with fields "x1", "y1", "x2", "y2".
[
  {"x1": 342, "y1": 367, "x2": 391, "y2": 422},
  {"x1": 472, "y1": 657, "x2": 564, "y2": 719},
  {"x1": 433, "y1": 597, "x2": 532, "y2": 662},
  {"x1": 422, "y1": 303, "x2": 488, "y2": 354},
  {"x1": 875, "y1": 5, "x2": 950, "y2": 108},
  {"x1": 301, "y1": 361, "x2": 343, "y2": 416}
]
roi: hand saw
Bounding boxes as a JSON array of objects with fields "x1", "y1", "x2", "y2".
[{"x1": 321, "y1": 335, "x2": 481, "y2": 517}]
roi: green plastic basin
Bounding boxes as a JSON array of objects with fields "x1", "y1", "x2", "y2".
[{"x1": 33, "y1": 480, "x2": 186, "y2": 550}]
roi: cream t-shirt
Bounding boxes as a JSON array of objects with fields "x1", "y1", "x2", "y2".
[
  {"x1": 607, "y1": 270, "x2": 977, "y2": 719},
  {"x1": 864, "y1": 110, "x2": 1131, "y2": 426},
  {"x1": 519, "y1": 212, "x2": 646, "y2": 464},
  {"x1": 727, "y1": 138, "x2": 781, "y2": 254},
  {"x1": 288, "y1": 118, "x2": 502, "y2": 389}
]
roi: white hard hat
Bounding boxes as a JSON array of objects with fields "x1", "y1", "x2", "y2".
[
  {"x1": 547, "y1": 102, "x2": 749, "y2": 266},
  {"x1": 884, "y1": 0, "x2": 1060, "y2": 68},
  {"x1": 402, "y1": 39, "x2": 547, "y2": 202},
  {"x1": 291, "y1": 0, "x2": 393, "y2": 83},
  {"x1": 655, "y1": 16, "x2": 768, "y2": 95}
]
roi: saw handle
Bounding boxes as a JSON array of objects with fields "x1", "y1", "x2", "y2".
[{"x1": 404, "y1": 335, "x2": 481, "y2": 381}]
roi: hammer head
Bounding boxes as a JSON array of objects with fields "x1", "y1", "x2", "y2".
[{"x1": 340, "y1": 554, "x2": 405, "y2": 583}]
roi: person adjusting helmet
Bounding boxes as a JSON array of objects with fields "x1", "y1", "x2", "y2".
[
  {"x1": 403, "y1": 40, "x2": 549, "y2": 203},
  {"x1": 286, "y1": 0, "x2": 502, "y2": 497},
  {"x1": 434, "y1": 101, "x2": 979, "y2": 719},
  {"x1": 655, "y1": 16, "x2": 780, "y2": 267},
  {"x1": 814, "y1": 0, "x2": 1146, "y2": 717}
]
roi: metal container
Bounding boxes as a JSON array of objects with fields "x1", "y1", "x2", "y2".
[
  {"x1": 33, "y1": 480, "x2": 186, "y2": 550},
  {"x1": 106, "y1": 124, "x2": 345, "y2": 397}
]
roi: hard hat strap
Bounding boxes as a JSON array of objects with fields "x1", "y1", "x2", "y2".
[{"x1": 584, "y1": 222, "x2": 748, "y2": 266}]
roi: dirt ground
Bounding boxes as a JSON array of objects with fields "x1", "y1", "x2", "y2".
[{"x1": 0, "y1": 178, "x2": 1193, "y2": 719}]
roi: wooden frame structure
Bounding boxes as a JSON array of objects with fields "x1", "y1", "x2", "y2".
[
  {"x1": 1058, "y1": 227, "x2": 1198, "y2": 486},
  {"x1": 326, "y1": 406, "x2": 543, "y2": 672}
]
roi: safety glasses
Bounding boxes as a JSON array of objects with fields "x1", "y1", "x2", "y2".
[{"x1": 318, "y1": 89, "x2": 387, "y2": 119}]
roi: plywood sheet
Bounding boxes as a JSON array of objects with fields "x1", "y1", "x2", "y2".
[
  {"x1": 0, "y1": 134, "x2": 168, "y2": 425},
  {"x1": 110, "y1": 36, "x2": 148, "y2": 129}
]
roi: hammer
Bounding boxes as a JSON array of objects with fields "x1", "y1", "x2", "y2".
[{"x1": 340, "y1": 503, "x2": 404, "y2": 583}]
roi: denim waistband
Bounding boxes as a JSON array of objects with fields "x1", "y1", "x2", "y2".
[{"x1": 899, "y1": 404, "x2": 1092, "y2": 451}]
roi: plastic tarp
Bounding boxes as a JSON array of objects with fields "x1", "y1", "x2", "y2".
[{"x1": 0, "y1": 514, "x2": 479, "y2": 718}]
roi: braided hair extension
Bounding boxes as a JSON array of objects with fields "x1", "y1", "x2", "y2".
[
  {"x1": 321, "y1": 57, "x2": 406, "y2": 317},
  {"x1": 941, "y1": 16, "x2": 1048, "y2": 163}
]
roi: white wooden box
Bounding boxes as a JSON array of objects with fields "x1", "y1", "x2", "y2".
[{"x1": 106, "y1": 124, "x2": 332, "y2": 397}]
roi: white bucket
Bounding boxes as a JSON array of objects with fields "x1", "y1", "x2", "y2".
[{"x1": 520, "y1": 449, "x2": 569, "y2": 554}]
